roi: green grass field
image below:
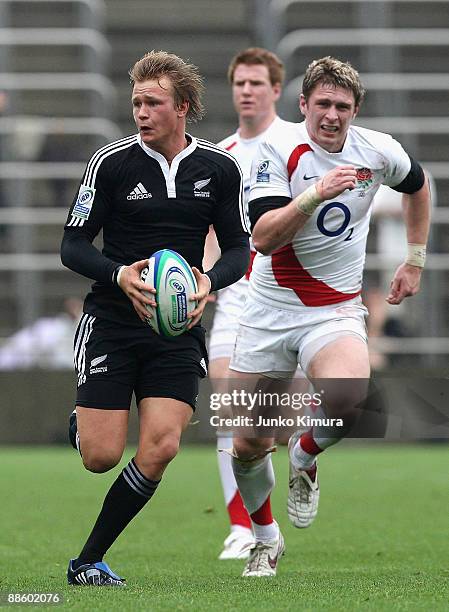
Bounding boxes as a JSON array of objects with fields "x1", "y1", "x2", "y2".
[{"x1": 1, "y1": 444, "x2": 448, "y2": 611}]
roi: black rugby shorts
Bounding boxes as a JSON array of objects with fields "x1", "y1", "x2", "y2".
[{"x1": 74, "y1": 314, "x2": 208, "y2": 410}]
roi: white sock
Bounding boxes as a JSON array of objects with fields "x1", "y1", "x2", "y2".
[
  {"x1": 231, "y1": 524, "x2": 253, "y2": 535},
  {"x1": 291, "y1": 424, "x2": 345, "y2": 470},
  {"x1": 253, "y1": 520, "x2": 279, "y2": 543},
  {"x1": 232, "y1": 454, "x2": 277, "y2": 541},
  {"x1": 291, "y1": 440, "x2": 317, "y2": 470},
  {"x1": 231, "y1": 454, "x2": 275, "y2": 516},
  {"x1": 217, "y1": 436, "x2": 238, "y2": 506}
]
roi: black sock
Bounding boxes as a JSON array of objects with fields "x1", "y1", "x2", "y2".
[{"x1": 75, "y1": 458, "x2": 160, "y2": 566}]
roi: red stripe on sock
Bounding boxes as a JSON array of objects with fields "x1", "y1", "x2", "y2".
[
  {"x1": 227, "y1": 490, "x2": 252, "y2": 529},
  {"x1": 310, "y1": 400, "x2": 320, "y2": 413},
  {"x1": 300, "y1": 430, "x2": 323, "y2": 456},
  {"x1": 250, "y1": 496, "x2": 273, "y2": 526}
]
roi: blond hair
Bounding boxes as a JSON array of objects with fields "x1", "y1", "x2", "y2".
[
  {"x1": 227, "y1": 47, "x2": 285, "y2": 86},
  {"x1": 129, "y1": 50, "x2": 205, "y2": 123},
  {"x1": 302, "y1": 56, "x2": 365, "y2": 107}
]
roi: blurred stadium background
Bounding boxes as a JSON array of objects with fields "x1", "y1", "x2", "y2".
[{"x1": 0, "y1": 0, "x2": 448, "y2": 444}]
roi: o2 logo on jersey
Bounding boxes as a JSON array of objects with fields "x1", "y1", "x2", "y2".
[{"x1": 317, "y1": 202, "x2": 353, "y2": 241}]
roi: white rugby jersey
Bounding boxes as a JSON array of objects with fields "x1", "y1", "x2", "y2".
[
  {"x1": 249, "y1": 121, "x2": 411, "y2": 309},
  {"x1": 218, "y1": 116, "x2": 291, "y2": 284}
]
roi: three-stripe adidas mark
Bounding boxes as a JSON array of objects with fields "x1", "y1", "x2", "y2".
[{"x1": 127, "y1": 183, "x2": 152, "y2": 200}]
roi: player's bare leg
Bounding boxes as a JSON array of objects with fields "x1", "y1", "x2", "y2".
[
  {"x1": 308, "y1": 335, "x2": 370, "y2": 380},
  {"x1": 134, "y1": 398, "x2": 193, "y2": 479},
  {"x1": 68, "y1": 398, "x2": 192, "y2": 586},
  {"x1": 76, "y1": 407, "x2": 129, "y2": 473},
  {"x1": 288, "y1": 335, "x2": 370, "y2": 528}
]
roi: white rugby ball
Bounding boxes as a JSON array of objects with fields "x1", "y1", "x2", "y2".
[{"x1": 140, "y1": 249, "x2": 198, "y2": 337}]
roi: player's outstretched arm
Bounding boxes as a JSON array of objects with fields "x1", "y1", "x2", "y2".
[
  {"x1": 387, "y1": 177, "x2": 431, "y2": 305},
  {"x1": 252, "y1": 165, "x2": 357, "y2": 255}
]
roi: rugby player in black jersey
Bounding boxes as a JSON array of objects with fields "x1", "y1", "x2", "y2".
[{"x1": 61, "y1": 50, "x2": 250, "y2": 587}]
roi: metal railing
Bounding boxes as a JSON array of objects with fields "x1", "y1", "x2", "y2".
[
  {"x1": 266, "y1": 0, "x2": 449, "y2": 47},
  {"x1": 285, "y1": 73, "x2": 449, "y2": 102},
  {"x1": 277, "y1": 28, "x2": 449, "y2": 67},
  {"x1": 0, "y1": 27, "x2": 109, "y2": 73},
  {"x1": 0, "y1": 72, "x2": 115, "y2": 98},
  {"x1": 0, "y1": 161, "x2": 84, "y2": 179},
  {"x1": 353, "y1": 117, "x2": 449, "y2": 134},
  {"x1": 0, "y1": 0, "x2": 106, "y2": 30},
  {"x1": 0, "y1": 0, "x2": 115, "y2": 327},
  {"x1": 282, "y1": 73, "x2": 449, "y2": 120},
  {"x1": 0, "y1": 116, "x2": 121, "y2": 139},
  {"x1": 0, "y1": 27, "x2": 108, "y2": 50},
  {"x1": 2, "y1": 206, "x2": 449, "y2": 227}
]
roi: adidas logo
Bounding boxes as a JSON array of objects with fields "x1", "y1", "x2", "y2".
[{"x1": 127, "y1": 183, "x2": 152, "y2": 200}]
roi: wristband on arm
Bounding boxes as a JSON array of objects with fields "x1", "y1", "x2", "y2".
[
  {"x1": 113, "y1": 265, "x2": 126, "y2": 286},
  {"x1": 293, "y1": 184, "x2": 324, "y2": 216},
  {"x1": 406, "y1": 244, "x2": 426, "y2": 268}
]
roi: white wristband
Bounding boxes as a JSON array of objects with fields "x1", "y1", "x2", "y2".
[
  {"x1": 293, "y1": 184, "x2": 323, "y2": 216},
  {"x1": 204, "y1": 273, "x2": 212, "y2": 294},
  {"x1": 116, "y1": 265, "x2": 126, "y2": 287},
  {"x1": 405, "y1": 243, "x2": 426, "y2": 268}
]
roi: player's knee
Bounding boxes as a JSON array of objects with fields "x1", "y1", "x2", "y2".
[
  {"x1": 82, "y1": 448, "x2": 122, "y2": 473},
  {"x1": 233, "y1": 437, "x2": 267, "y2": 462},
  {"x1": 138, "y1": 433, "x2": 181, "y2": 470},
  {"x1": 328, "y1": 390, "x2": 367, "y2": 418},
  {"x1": 155, "y1": 435, "x2": 180, "y2": 465}
]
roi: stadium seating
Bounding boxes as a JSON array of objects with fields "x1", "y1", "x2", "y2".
[
  {"x1": 0, "y1": 0, "x2": 252, "y2": 335},
  {"x1": 266, "y1": 1, "x2": 449, "y2": 188},
  {"x1": 0, "y1": 0, "x2": 118, "y2": 332},
  {"x1": 104, "y1": 0, "x2": 251, "y2": 141},
  {"x1": 268, "y1": 0, "x2": 449, "y2": 38},
  {"x1": 0, "y1": 0, "x2": 448, "y2": 367}
]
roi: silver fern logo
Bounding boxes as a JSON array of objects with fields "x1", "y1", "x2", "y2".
[
  {"x1": 90, "y1": 354, "x2": 108, "y2": 374},
  {"x1": 91, "y1": 354, "x2": 107, "y2": 367},
  {"x1": 194, "y1": 178, "x2": 211, "y2": 197}
]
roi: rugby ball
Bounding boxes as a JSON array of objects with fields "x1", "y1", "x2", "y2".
[{"x1": 140, "y1": 249, "x2": 198, "y2": 337}]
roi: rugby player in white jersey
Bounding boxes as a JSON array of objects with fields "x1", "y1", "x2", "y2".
[
  {"x1": 205, "y1": 48, "x2": 306, "y2": 560},
  {"x1": 229, "y1": 56, "x2": 431, "y2": 576}
]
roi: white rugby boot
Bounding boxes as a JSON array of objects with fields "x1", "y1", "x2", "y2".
[
  {"x1": 242, "y1": 528, "x2": 285, "y2": 577},
  {"x1": 287, "y1": 431, "x2": 320, "y2": 528},
  {"x1": 218, "y1": 530, "x2": 255, "y2": 560}
]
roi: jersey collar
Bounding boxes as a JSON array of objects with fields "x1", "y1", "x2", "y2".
[
  {"x1": 137, "y1": 133, "x2": 198, "y2": 164},
  {"x1": 137, "y1": 133, "x2": 198, "y2": 198},
  {"x1": 237, "y1": 116, "x2": 281, "y2": 145}
]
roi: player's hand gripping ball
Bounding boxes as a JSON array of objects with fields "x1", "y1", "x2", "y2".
[{"x1": 140, "y1": 249, "x2": 198, "y2": 337}]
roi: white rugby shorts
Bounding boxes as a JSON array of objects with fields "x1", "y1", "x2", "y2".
[
  {"x1": 208, "y1": 279, "x2": 248, "y2": 361},
  {"x1": 230, "y1": 295, "x2": 368, "y2": 375}
]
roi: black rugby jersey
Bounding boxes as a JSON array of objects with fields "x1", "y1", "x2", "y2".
[{"x1": 61, "y1": 133, "x2": 250, "y2": 326}]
